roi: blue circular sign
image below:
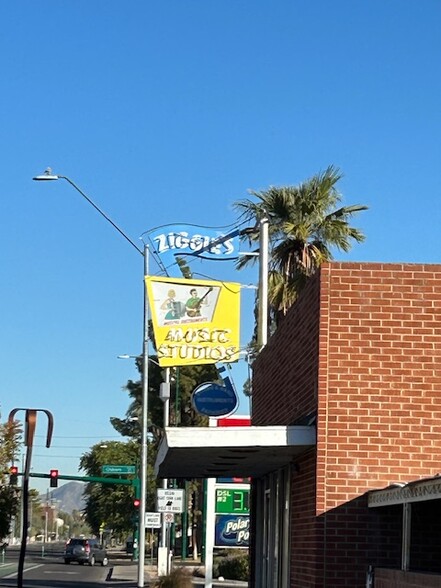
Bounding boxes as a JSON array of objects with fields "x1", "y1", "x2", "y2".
[{"x1": 192, "y1": 379, "x2": 238, "y2": 417}]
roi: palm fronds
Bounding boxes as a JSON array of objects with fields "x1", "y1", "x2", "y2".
[{"x1": 234, "y1": 166, "x2": 368, "y2": 328}]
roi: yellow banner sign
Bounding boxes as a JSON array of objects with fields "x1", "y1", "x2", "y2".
[{"x1": 145, "y1": 276, "x2": 241, "y2": 367}]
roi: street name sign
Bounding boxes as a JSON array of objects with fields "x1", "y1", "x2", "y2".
[
  {"x1": 102, "y1": 465, "x2": 136, "y2": 475},
  {"x1": 145, "y1": 512, "x2": 161, "y2": 528},
  {"x1": 157, "y1": 489, "x2": 185, "y2": 513}
]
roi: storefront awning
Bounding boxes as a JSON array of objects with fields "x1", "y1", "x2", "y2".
[
  {"x1": 154, "y1": 425, "x2": 316, "y2": 479},
  {"x1": 369, "y1": 475, "x2": 441, "y2": 508}
]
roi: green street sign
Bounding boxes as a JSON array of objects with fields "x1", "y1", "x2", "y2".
[
  {"x1": 102, "y1": 464, "x2": 136, "y2": 475},
  {"x1": 215, "y1": 488, "x2": 250, "y2": 514}
]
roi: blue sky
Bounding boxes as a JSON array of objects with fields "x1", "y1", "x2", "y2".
[{"x1": 2, "y1": 0, "x2": 441, "y2": 492}]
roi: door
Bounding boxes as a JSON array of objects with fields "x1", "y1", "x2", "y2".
[{"x1": 254, "y1": 467, "x2": 291, "y2": 587}]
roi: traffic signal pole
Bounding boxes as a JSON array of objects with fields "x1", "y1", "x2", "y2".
[
  {"x1": 133, "y1": 477, "x2": 141, "y2": 562},
  {"x1": 28, "y1": 472, "x2": 137, "y2": 486}
]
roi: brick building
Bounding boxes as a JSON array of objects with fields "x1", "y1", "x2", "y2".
[
  {"x1": 250, "y1": 262, "x2": 441, "y2": 587},
  {"x1": 157, "y1": 261, "x2": 441, "y2": 587}
]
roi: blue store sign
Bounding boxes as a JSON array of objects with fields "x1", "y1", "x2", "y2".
[
  {"x1": 192, "y1": 376, "x2": 238, "y2": 417},
  {"x1": 215, "y1": 515, "x2": 250, "y2": 548}
]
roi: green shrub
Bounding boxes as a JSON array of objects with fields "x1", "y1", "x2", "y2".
[
  {"x1": 153, "y1": 567, "x2": 193, "y2": 588},
  {"x1": 216, "y1": 552, "x2": 250, "y2": 581}
]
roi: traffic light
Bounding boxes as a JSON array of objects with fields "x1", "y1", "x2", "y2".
[
  {"x1": 132, "y1": 498, "x2": 141, "y2": 523},
  {"x1": 49, "y1": 469, "x2": 59, "y2": 488},
  {"x1": 9, "y1": 466, "x2": 18, "y2": 486}
]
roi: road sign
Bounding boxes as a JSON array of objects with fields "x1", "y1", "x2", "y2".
[
  {"x1": 215, "y1": 487, "x2": 250, "y2": 514},
  {"x1": 145, "y1": 512, "x2": 161, "y2": 528},
  {"x1": 157, "y1": 489, "x2": 185, "y2": 513},
  {"x1": 102, "y1": 465, "x2": 136, "y2": 475},
  {"x1": 164, "y1": 512, "x2": 174, "y2": 524}
]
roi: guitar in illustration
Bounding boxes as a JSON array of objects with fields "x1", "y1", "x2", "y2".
[{"x1": 186, "y1": 287, "x2": 213, "y2": 318}]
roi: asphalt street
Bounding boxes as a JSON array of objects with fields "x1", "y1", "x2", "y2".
[{"x1": 0, "y1": 544, "x2": 248, "y2": 587}]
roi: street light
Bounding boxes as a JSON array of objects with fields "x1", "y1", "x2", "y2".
[{"x1": 33, "y1": 169, "x2": 150, "y2": 588}]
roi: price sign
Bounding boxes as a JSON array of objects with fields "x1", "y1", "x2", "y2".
[{"x1": 215, "y1": 487, "x2": 250, "y2": 514}]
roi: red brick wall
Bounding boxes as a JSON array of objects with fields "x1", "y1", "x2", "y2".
[
  {"x1": 252, "y1": 262, "x2": 441, "y2": 587},
  {"x1": 252, "y1": 270, "x2": 321, "y2": 425},
  {"x1": 318, "y1": 262, "x2": 441, "y2": 514}
]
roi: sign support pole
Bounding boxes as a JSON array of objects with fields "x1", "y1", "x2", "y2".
[
  {"x1": 158, "y1": 368, "x2": 170, "y2": 576},
  {"x1": 204, "y1": 418, "x2": 216, "y2": 588}
]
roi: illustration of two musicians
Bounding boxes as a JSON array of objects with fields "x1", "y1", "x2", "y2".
[{"x1": 161, "y1": 287, "x2": 212, "y2": 320}]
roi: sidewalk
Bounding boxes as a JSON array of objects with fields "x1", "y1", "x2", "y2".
[
  {"x1": 109, "y1": 562, "x2": 158, "y2": 584},
  {"x1": 108, "y1": 561, "x2": 248, "y2": 587}
]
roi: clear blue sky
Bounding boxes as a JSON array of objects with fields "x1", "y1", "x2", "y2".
[{"x1": 2, "y1": 0, "x2": 440, "y2": 492}]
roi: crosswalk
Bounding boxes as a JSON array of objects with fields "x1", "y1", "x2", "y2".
[{"x1": 0, "y1": 562, "x2": 44, "y2": 579}]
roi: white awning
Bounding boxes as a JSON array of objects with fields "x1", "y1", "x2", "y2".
[{"x1": 154, "y1": 425, "x2": 316, "y2": 479}]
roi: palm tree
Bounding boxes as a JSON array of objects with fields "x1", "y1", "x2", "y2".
[{"x1": 235, "y1": 165, "x2": 368, "y2": 327}]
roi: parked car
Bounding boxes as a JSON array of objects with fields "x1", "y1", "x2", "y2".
[{"x1": 64, "y1": 538, "x2": 108, "y2": 566}]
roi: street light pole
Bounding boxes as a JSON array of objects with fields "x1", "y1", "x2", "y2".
[
  {"x1": 33, "y1": 169, "x2": 149, "y2": 587},
  {"x1": 158, "y1": 368, "x2": 171, "y2": 575},
  {"x1": 139, "y1": 243, "x2": 149, "y2": 586}
]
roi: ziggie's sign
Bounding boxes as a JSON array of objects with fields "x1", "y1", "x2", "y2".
[{"x1": 145, "y1": 276, "x2": 241, "y2": 367}]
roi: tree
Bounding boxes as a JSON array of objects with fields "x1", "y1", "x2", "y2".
[
  {"x1": 234, "y1": 165, "x2": 368, "y2": 328},
  {"x1": 80, "y1": 441, "x2": 142, "y2": 535},
  {"x1": 110, "y1": 357, "x2": 218, "y2": 442},
  {"x1": 0, "y1": 418, "x2": 21, "y2": 540}
]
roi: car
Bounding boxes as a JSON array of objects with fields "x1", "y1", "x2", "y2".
[{"x1": 64, "y1": 537, "x2": 108, "y2": 566}]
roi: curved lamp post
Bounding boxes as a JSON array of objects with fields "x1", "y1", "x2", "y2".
[
  {"x1": 33, "y1": 169, "x2": 150, "y2": 588},
  {"x1": 9, "y1": 408, "x2": 53, "y2": 588}
]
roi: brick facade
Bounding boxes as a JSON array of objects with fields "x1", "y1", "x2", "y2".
[{"x1": 252, "y1": 262, "x2": 441, "y2": 587}]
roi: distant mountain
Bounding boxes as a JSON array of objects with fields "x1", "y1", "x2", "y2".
[{"x1": 40, "y1": 482, "x2": 86, "y2": 513}]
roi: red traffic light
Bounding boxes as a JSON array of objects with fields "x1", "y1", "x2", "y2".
[
  {"x1": 133, "y1": 498, "x2": 140, "y2": 508},
  {"x1": 9, "y1": 465, "x2": 18, "y2": 486},
  {"x1": 49, "y1": 469, "x2": 59, "y2": 488}
]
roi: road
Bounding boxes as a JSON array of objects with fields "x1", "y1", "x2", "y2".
[
  {"x1": 0, "y1": 543, "x2": 130, "y2": 588},
  {"x1": 0, "y1": 544, "x2": 249, "y2": 587}
]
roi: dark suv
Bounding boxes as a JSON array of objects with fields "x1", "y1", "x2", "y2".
[{"x1": 64, "y1": 538, "x2": 108, "y2": 566}]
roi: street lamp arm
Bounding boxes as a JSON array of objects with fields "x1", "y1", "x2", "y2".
[
  {"x1": 59, "y1": 176, "x2": 144, "y2": 257},
  {"x1": 33, "y1": 171, "x2": 144, "y2": 256}
]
